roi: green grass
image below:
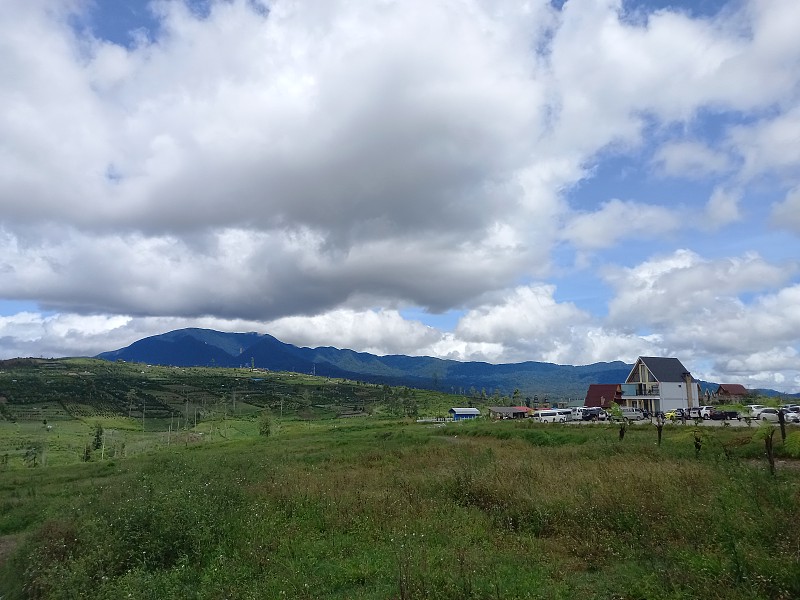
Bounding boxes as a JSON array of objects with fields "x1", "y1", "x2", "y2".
[{"x1": 1, "y1": 418, "x2": 799, "y2": 599}]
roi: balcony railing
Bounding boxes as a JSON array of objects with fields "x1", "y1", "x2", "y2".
[{"x1": 621, "y1": 383, "x2": 660, "y2": 397}]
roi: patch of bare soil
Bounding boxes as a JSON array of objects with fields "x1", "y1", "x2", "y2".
[
  {"x1": 0, "y1": 534, "x2": 20, "y2": 568},
  {"x1": 745, "y1": 458, "x2": 800, "y2": 472}
]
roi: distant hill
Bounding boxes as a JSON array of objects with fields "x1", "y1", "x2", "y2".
[
  {"x1": 96, "y1": 328, "x2": 635, "y2": 401},
  {"x1": 96, "y1": 328, "x2": 798, "y2": 401}
]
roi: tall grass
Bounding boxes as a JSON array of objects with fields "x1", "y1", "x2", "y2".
[{"x1": 1, "y1": 420, "x2": 799, "y2": 599}]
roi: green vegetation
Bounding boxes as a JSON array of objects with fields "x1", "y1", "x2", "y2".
[
  {"x1": 1, "y1": 359, "x2": 799, "y2": 599},
  {"x1": 0, "y1": 358, "x2": 472, "y2": 467}
]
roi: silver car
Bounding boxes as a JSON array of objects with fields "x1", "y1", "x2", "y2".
[
  {"x1": 758, "y1": 408, "x2": 780, "y2": 423},
  {"x1": 781, "y1": 407, "x2": 800, "y2": 424}
]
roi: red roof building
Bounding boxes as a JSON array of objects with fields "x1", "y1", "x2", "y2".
[
  {"x1": 584, "y1": 384, "x2": 622, "y2": 409},
  {"x1": 715, "y1": 384, "x2": 749, "y2": 398}
]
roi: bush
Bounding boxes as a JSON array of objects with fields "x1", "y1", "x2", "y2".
[{"x1": 258, "y1": 412, "x2": 272, "y2": 437}]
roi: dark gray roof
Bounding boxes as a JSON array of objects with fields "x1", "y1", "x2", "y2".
[{"x1": 637, "y1": 357, "x2": 691, "y2": 382}]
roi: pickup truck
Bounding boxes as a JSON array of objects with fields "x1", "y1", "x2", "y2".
[{"x1": 709, "y1": 408, "x2": 741, "y2": 421}]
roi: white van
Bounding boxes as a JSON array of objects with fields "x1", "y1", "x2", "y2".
[
  {"x1": 557, "y1": 409, "x2": 573, "y2": 422},
  {"x1": 621, "y1": 407, "x2": 645, "y2": 421},
  {"x1": 533, "y1": 409, "x2": 565, "y2": 423}
]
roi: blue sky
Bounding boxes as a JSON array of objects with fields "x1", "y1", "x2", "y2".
[{"x1": 1, "y1": 0, "x2": 799, "y2": 392}]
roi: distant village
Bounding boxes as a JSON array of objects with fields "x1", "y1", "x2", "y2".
[{"x1": 445, "y1": 356, "x2": 752, "y2": 422}]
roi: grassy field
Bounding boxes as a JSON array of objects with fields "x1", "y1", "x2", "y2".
[{"x1": 1, "y1": 414, "x2": 799, "y2": 599}]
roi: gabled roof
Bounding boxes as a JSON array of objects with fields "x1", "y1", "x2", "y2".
[
  {"x1": 629, "y1": 356, "x2": 691, "y2": 383},
  {"x1": 449, "y1": 407, "x2": 480, "y2": 415},
  {"x1": 488, "y1": 406, "x2": 529, "y2": 415},
  {"x1": 584, "y1": 384, "x2": 621, "y2": 408},
  {"x1": 716, "y1": 383, "x2": 749, "y2": 396}
]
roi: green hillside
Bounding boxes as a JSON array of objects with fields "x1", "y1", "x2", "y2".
[
  {"x1": 2, "y1": 417, "x2": 800, "y2": 599},
  {"x1": 2, "y1": 358, "x2": 799, "y2": 599}
]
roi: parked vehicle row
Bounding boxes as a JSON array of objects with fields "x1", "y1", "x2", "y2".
[
  {"x1": 665, "y1": 407, "x2": 742, "y2": 421},
  {"x1": 528, "y1": 403, "x2": 800, "y2": 425},
  {"x1": 747, "y1": 404, "x2": 800, "y2": 423},
  {"x1": 532, "y1": 408, "x2": 574, "y2": 423}
]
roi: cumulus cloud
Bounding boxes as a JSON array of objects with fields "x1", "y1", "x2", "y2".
[
  {"x1": 561, "y1": 199, "x2": 680, "y2": 250},
  {"x1": 604, "y1": 249, "x2": 794, "y2": 328},
  {"x1": 1, "y1": 0, "x2": 800, "y2": 392}
]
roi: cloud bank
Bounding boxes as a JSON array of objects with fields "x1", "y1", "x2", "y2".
[{"x1": 1, "y1": 0, "x2": 799, "y2": 392}]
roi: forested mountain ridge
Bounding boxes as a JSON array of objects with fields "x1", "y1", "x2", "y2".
[{"x1": 96, "y1": 328, "x2": 633, "y2": 400}]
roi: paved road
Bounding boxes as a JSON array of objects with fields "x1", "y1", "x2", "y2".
[{"x1": 571, "y1": 417, "x2": 799, "y2": 428}]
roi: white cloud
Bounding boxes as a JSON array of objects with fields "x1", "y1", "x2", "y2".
[
  {"x1": 770, "y1": 186, "x2": 800, "y2": 233},
  {"x1": 561, "y1": 199, "x2": 681, "y2": 250},
  {"x1": 703, "y1": 186, "x2": 741, "y2": 229},
  {"x1": 1, "y1": 1, "x2": 800, "y2": 393},
  {"x1": 728, "y1": 105, "x2": 800, "y2": 181},
  {"x1": 605, "y1": 249, "x2": 794, "y2": 328},
  {"x1": 652, "y1": 141, "x2": 731, "y2": 178}
]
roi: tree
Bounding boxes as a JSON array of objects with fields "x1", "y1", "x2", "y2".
[
  {"x1": 754, "y1": 422, "x2": 777, "y2": 476},
  {"x1": 404, "y1": 398, "x2": 418, "y2": 418},
  {"x1": 608, "y1": 404, "x2": 627, "y2": 440},
  {"x1": 24, "y1": 442, "x2": 43, "y2": 467},
  {"x1": 655, "y1": 413, "x2": 665, "y2": 446},
  {"x1": 92, "y1": 422, "x2": 104, "y2": 450},
  {"x1": 693, "y1": 428, "x2": 703, "y2": 458}
]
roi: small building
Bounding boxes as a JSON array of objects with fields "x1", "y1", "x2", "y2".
[
  {"x1": 488, "y1": 406, "x2": 530, "y2": 419},
  {"x1": 584, "y1": 384, "x2": 622, "y2": 409},
  {"x1": 449, "y1": 407, "x2": 481, "y2": 421},
  {"x1": 715, "y1": 384, "x2": 749, "y2": 400}
]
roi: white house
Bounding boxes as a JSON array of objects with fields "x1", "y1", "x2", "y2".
[{"x1": 620, "y1": 356, "x2": 700, "y2": 414}]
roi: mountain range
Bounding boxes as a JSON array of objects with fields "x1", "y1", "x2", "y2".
[
  {"x1": 96, "y1": 328, "x2": 795, "y2": 401},
  {"x1": 96, "y1": 328, "x2": 635, "y2": 401}
]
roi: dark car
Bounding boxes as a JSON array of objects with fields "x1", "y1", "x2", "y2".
[
  {"x1": 581, "y1": 407, "x2": 605, "y2": 421},
  {"x1": 709, "y1": 408, "x2": 741, "y2": 421}
]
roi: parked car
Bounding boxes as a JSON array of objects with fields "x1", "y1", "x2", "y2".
[
  {"x1": 699, "y1": 406, "x2": 715, "y2": 419},
  {"x1": 666, "y1": 408, "x2": 689, "y2": 421},
  {"x1": 620, "y1": 407, "x2": 645, "y2": 421},
  {"x1": 758, "y1": 408, "x2": 780, "y2": 423},
  {"x1": 780, "y1": 407, "x2": 800, "y2": 424},
  {"x1": 580, "y1": 407, "x2": 606, "y2": 421},
  {"x1": 745, "y1": 404, "x2": 766, "y2": 418},
  {"x1": 688, "y1": 407, "x2": 703, "y2": 419},
  {"x1": 709, "y1": 408, "x2": 741, "y2": 421},
  {"x1": 533, "y1": 409, "x2": 565, "y2": 423},
  {"x1": 556, "y1": 408, "x2": 574, "y2": 422}
]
